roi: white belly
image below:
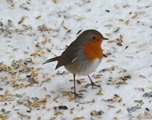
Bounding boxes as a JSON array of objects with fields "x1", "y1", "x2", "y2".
[{"x1": 65, "y1": 59, "x2": 101, "y2": 75}]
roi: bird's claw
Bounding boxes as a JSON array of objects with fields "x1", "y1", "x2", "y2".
[
  {"x1": 85, "y1": 82, "x2": 101, "y2": 88},
  {"x1": 71, "y1": 92, "x2": 83, "y2": 98}
]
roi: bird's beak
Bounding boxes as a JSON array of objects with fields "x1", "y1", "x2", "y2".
[{"x1": 103, "y1": 37, "x2": 108, "y2": 40}]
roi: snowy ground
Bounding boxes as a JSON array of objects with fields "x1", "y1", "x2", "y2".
[{"x1": 0, "y1": 0, "x2": 152, "y2": 120}]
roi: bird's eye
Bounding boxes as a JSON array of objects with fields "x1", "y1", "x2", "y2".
[{"x1": 92, "y1": 36, "x2": 96, "y2": 39}]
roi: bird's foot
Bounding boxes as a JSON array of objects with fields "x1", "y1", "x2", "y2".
[
  {"x1": 85, "y1": 82, "x2": 101, "y2": 88},
  {"x1": 71, "y1": 92, "x2": 83, "y2": 98}
]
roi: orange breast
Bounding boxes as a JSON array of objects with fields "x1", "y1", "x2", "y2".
[{"x1": 83, "y1": 39, "x2": 103, "y2": 62}]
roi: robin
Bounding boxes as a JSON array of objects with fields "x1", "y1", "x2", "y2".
[{"x1": 43, "y1": 29, "x2": 108, "y2": 98}]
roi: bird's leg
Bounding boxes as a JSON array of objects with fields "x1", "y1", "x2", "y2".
[
  {"x1": 73, "y1": 74, "x2": 77, "y2": 97},
  {"x1": 72, "y1": 74, "x2": 83, "y2": 98},
  {"x1": 86, "y1": 75, "x2": 101, "y2": 88}
]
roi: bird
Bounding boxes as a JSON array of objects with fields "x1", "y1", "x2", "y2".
[{"x1": 43, "y1": 29, "x2": 108, "y2": 98}]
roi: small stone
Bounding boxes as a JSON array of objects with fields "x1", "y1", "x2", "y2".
[
  {"x1": 58, "y1": 105, "x2": 68, "y2": 110},
  {"x1": 1, "y1": 108, "x2": 5, "y2": 112},
  {"x1": 26, "y1": 74, "x2": 31, "y2": 78},
  {"x1": 17, "y1": 100, "x2": 23, "y2": 104},
  {"x1": 15, "y1": 94, "x2": 22, "y2": 98},
  {"x1": 25, "y1": 58, "x2": 32, "y2": 63},
  {"x1": 113, "y1": 27, "x2": 120, "y2": 33},
  {"x1": 0, "y1": 21, "x2": 3, "y2": 26},
  {"x1": 46, "y1": 48, "x2": 51, "y2": 52},
  {"x1": 26, "y1": 110, "x2": 31, "y2": 113},
  {"x1": 54, "y1": 107, "x2": 58, "y2": 110},
  {"x1": 0, "y1": 87, "x2": 3, "y2": 90},
  {"x1": 145, "y1": 108, "x2": 150, "y2": 111},
  {"x1": 143, "y1": 91, "x2": 152, "y2": 98},
  {"x1": 98, "y1": 110, "x2": 104, "y2": 115},
  {"x1": 54, "y1": 106, "x2": 68, "y2": 110},
  {"x1": 105, "y1": 10, "x2": 110, "y2": 13},
  {"x1": 90, "y1": 110, "x2": 98, "y2": 116}
]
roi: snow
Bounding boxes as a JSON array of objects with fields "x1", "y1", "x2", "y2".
[{"x1": 0, "y1": 0, "x2": 152, "y2": 120}]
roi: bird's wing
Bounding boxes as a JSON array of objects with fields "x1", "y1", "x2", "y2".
[{"x1": 56, "y1": 40, "x2": 84, "y2": 69}]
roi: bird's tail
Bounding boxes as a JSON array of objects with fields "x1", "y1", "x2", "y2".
[{"x1": 43, "y1": 56, "x2": 59, "y2": 65}]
